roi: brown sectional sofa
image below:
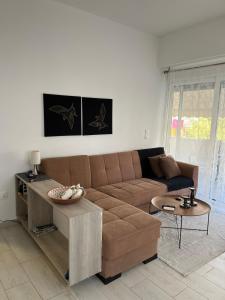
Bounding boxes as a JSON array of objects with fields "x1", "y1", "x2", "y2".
[
  {"x1": 85, "y1": 188, "x2": 160, "y2": 282},
  {"x1": 89, "y1": 151, "x2": 167, "y2": 212},
  {"x1": 41, "y1": 149, "x2": 198, "y2": 284}
]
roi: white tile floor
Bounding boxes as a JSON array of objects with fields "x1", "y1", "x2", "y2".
[{"x1": 0, "y1": 221, "x2": 225, "y2": 300}]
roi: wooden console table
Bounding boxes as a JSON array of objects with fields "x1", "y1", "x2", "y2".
[{"x1": 15, "y1": 174, "x2": 102, "y2": 286}]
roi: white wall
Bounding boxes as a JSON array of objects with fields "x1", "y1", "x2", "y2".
[
  {"x1": 0, "y1": 0, "x2": 162, "y2": 220},
  {"x1": 159, "y1": 16, "x2": 225, "y2": 68}
]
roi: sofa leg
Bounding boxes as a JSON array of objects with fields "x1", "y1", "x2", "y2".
[
  {"x1": 143, "y1": 253, "x2": 158, "y2": 264},
  {"x1": 96, "y1": 273, "x2": 121, "y2": 285}
]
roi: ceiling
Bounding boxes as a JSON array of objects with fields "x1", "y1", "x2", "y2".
[{"x1": 54, "y1": 0, "x2": 225, "y2": 36}]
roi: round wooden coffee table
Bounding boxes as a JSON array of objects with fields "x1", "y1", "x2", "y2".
[{"x1": 151, "y1": 196, "x2": 211, "y2": 248}]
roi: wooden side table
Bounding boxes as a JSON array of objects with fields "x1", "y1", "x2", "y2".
[{"x1": 16, "y1": 174, "x2": 102, "y2": 286}]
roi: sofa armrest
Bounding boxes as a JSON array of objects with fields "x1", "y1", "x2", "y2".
[{"x1": 176, "y1": 161, "x2": 199, "y2": 190}]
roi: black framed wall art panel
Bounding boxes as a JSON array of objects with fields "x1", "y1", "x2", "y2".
[
  {"x1": 82, "y1": 97, "x2": 113, "y2": 135},
  {"x1": 43, "y1": 93, "x2": 81, "y2": 136}
]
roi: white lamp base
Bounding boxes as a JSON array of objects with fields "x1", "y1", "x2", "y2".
[{"x1": 32, "y1": 165, "x2": 38, "y2": 176}]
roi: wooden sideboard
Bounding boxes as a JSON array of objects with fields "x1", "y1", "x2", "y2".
[{"x1": 15, "y1": 174, "x2": 102, "y2": 286}]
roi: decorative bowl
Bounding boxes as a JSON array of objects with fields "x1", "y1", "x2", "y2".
[{"x1": 47, "y1": 187, "x2": 86, "y2": 205}]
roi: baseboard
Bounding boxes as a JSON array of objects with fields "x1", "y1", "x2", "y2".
[{"x1": 96, "y1": 273, "x2": 121, "y2": 285}]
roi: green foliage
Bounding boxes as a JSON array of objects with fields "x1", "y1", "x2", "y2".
[
  {"x1": 182, "y1": 118, "x2": 211, "y2": 139},
  {"x1": 217, "y1": 118, "x2": 225, "y2": 140},
  {"x1": 171, "y1": 117, "x2": 225, "y2": 140}
]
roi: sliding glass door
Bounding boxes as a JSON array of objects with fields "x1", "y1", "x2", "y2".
[
  {"x1": 168, "y1": 82, "x2": 216, "y2": 200},
  {"x1": 165, "y1": 63, "x2": 225, "y2": 204}
]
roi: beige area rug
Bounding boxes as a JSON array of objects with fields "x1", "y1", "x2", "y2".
[{"x1": 157, "y1": 208, "x2": 225, "y2": 276}]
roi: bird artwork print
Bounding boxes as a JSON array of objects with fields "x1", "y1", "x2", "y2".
[
  {"x1": 88, "y1": 103, "x2": 108, "y2": 130},
  {"x1": 49, "y1": 103, "x2": 78, "y2": 130}
]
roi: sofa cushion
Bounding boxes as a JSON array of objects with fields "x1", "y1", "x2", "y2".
[
  {"x1": 95, "y1": 197, "x2": 125, "y2": 210},
  {"x1": 109, "y1": 204, "x2": 140, "y2": 219},
  {"x1": 89, "y1": 155, "x2": 109, "y2": 188},
  {"x1": 96, "y1": 178, "x2": 167, "y2": 207},
  {"x1": 137, "y1": 148, "x2": 165, "y2": 178},
  {"x1": 69, "y1": 156, "x2": 92, "y2": 188},
  {"x1": 103, "y1": 153, "x2": 122, "y2": 184},
  {"x1": 103, "y1": 211, "x2": 119, "y2": 224},
  {"x1": 148, "y1": 154, "x2": 166, "y2": 178},
  {"x1": 156, "y1": 176, "x2": 194, "y2": 192},
  {"x1": 159, "y1": 156, "x2": 181, "y2": 179},
  {"x1": 85, "y1": 188, "x2": 161, "y2": 260},
  {"x1": 118, "y1": 151, "x2": 142, "y2": 181},
  {"x1": 41, "y1": 157, "x2": 70, "y2": 186},
  {"x1": 41, "y1": 155, "x2": 91, "y2": 188},
  {"x1": 89, "y1": 151, "x2": 142, "y2": 188},
  {"x1": 102, "y1": 212, "x2": 161, "y2": 260},
  {"x1": 85, "y1": 188, "x2": 124, "y2": 208}
]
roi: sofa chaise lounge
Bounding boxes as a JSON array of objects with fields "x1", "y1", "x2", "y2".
[{"x1": 41, "y1": 147, "x2": 198, "y2": 284}]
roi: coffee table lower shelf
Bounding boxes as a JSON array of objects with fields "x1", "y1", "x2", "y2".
[{"x1": 161, "y1": 213, "x2": 210, "y2": 249}]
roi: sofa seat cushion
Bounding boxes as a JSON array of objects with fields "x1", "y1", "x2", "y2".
[
  {"x1": 103, "y1": 211, "x2": 161, "y2": 260},
  {"x1": 155, "y1": 176, "x2": 194, "y2": 192},
  {"x1": 85, "y1": 188, "x2": 161, "y2": 260},
  {"x1": 103, "y1": 211, "x2": 119, "y2": 224},
  {"x1": 96, "y1": 179, "x2": 167, "y2": 206},
  {"x1": 85, "y1": 188, "x2": 125, "y2": 209}
]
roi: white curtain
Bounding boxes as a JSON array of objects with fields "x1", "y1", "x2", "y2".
[
  {"x1": 164, "y1": 65, "x2": 225, "y2": 203},
  {"x1": 211, "y1": 81, "x2": 225, "y2": 202}
]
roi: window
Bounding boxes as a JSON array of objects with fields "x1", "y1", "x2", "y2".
[{"x1": 170, "y1": 83, "x2": 215, "y2": 140}]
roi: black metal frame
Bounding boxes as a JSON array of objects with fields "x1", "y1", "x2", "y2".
[{"x1": 161, "y1": 212, "x2": 210, "y2": 248}]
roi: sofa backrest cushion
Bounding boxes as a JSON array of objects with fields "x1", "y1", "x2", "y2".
[
  {"x1": 69, "y1": 156, "x2": 92, "y2": 188},
  {"x1": 89, "y1": 155, "x2": 109, "y2": 188},
  {"x1": 89, "y1": 151, "x2": 142, "y2": 188},
  {"x1": 41, "y1": 157, "x2": 70, "y2": 186},
  {"x1": 41, "y1": 155, "x2": 91, "y2": 188},
  {"x1": 137, "y1": 147, "x2": 165, "y2": 178},
  {"x1": 118, "y1": 151, "x2": 141, "y2": 181},
  {"x1": 104, "y1": 153, "x2": 123, "y2": 184}
]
